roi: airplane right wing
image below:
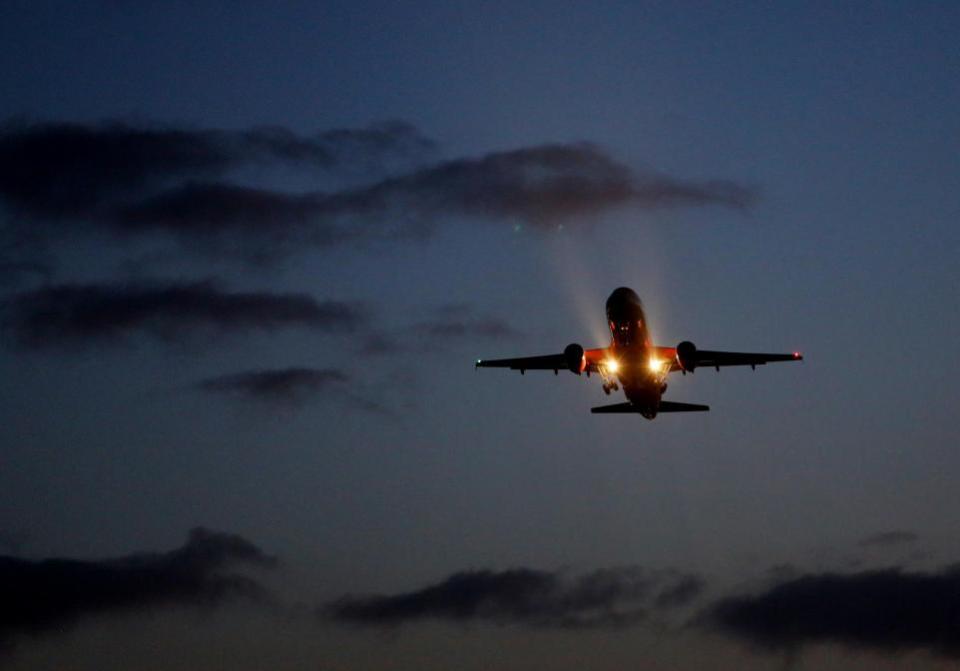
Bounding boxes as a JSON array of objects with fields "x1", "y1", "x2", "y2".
[{"x1": 659, "y1": 342, "x2": 803, "y2": 373}]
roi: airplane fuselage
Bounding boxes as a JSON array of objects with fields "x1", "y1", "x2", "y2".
[{"x1": 604, "y1": 287, "x2": 668, "y2": 418}]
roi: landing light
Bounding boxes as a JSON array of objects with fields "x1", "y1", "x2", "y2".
[
  {"x1": 606, "y1": 359, "x2": 620, "y2": 374},
  {"x1": 648, "y1": 357, "x2": 665, "y2": 373}
]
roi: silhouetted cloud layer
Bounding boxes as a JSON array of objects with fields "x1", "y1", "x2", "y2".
[
  {"x1": 197, "y1": 367, "x2": 349, "y2": 404},
  {"x1": 858, "y1": 531, "x2": 919, "y2": 548},
  {"x1": 114, "y1": 182, "x2": 348, "y2": 262},
  {"x1": 328, "y1": 567, "x2": 703, "y2": 628},
  {"x1": 705, "y1": 566, "x2": 960, "y2": 658},
  {"x1": 0, "y1": 528, "x2": 275, "y2": 642},
  {"x1": 0, "y1": 120, "x2": 756, "y2": 264},
  {"x1": 1, "y1": 280, "x2": 363, "y2": 347},
  {"x1": 0, "y1": 120, "x2": 432, "y2": 218},
  {"x1": 104, "y1": 144, "x2": 753, "y2": 259},
  {"x1": 329, "y1": 143, "x2": 754, "y2": 229}
]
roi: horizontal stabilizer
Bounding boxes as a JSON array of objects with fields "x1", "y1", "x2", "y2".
[
  {"x1": 591, "y1": 401, "x2": 710, "y2": 414},
  {"x1": 659, "y1": 401, "x2": 710, "y2": 413},
  {"x1": 591, "y1": 402, "x2": 638, "y2": 414}
]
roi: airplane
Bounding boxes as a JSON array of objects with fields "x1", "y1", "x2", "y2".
[{"x1": 476, "y1": 287, "x2": 802, "y2": 419}]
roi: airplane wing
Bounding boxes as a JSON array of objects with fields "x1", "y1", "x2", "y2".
[
  {"x1": 690, "y1": 350, "x2": 802, "y2": 369},
  {"x1": 655, "y1": 343, "x2": 802, "y2": 372},
  {"x1": 592, "y1": 401, "x2": 709, "y2": 413},
  {"x1": 476, "y1": 347, "x2": 611, "y2": 374}
]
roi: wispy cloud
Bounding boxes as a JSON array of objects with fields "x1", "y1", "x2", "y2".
[
  {"x1": 411, "y1": 303, "x2": 521, "y2": 343},
  {"x1": 196, "y1": 367, "x2": 349, "y2": 405},
  {"x1": 327, "y1": 567, "x2": 704, "y2": 629},
  {"x1": 355, "y1": 303, "x2": 521, "y2": 358},
  {"x1": 0, "y1": 528, "x2": 275, "y2": 644},
  {"x1": 1, "y1": 280, "x2": 364, "y2": 348}
]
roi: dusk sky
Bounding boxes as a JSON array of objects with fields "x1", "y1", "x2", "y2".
[{"x1": 1, "y1": 2, "x2": 960, "y2": 669}]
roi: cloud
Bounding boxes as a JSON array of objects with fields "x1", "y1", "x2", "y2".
[
  {"x1": 0, "y1": 528, "x2": 275, "y2": 643},
  {"x1": 1, "y1": 279, "x2": 364, "y2": 348},
  {"x1": 112, "y1": 182, "x2": 350, "y2": 262},
  {"x1": 654, "y1": 574, "x2": 706, "y2": 609},
  {"x1": 353, "y1": 304, "x2": 520, "y2": 358},
  {"x1": 327, "y1": 567, "x2": 703, "y2": 629},
  {"x1": 111, "y1": 143, "x2": 753, "y2": 258},
  {"x1": 858, "y1": 531, "x2": 919, "y2": 549},
  {"x1": 703, "y1": 565, "x2": 960, "y2": 659},
  {"x1": 412, "y1": 303, "x2": 521, "y2": 343},
  {"x1": 197, "y1": 367, "x2": 392, "y2": 415},
  {"x1": 196, "y1": 367, "x2": 349, "y2": 405},
  {"x1": 0, "y1": 119, "x2": 433, "y2": 218},
  {"x1": 329, "y1": 142, "x2": 755, "y2": 229},
  {"x1": 0, "y1": 258, "x2": 51, "y2": 288},
  {"x1": 1, "y1": 126, "x2": 756, "y2": 265},
  {"x1": 0, "y1": 233, "x2": 53, "y2": 288}
]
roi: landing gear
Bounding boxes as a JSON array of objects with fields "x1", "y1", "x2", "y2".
[{"x1": 598, "y1": 362, "x2": 619, "y2": 395}]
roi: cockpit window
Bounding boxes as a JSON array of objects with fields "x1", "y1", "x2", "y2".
[
  {"x1": 608, "y1": 319, "x2": 647, "y2": 348},
  {"x1": 610, "y1": 320, "x2": 639, "y2": 345}
]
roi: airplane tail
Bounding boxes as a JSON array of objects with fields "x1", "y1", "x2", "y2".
[{"x1": 591, "y1": 401, "x2": 710, "y2": 414}]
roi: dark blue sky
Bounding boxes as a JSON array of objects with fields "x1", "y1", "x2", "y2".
[{"x1": 1, "y1": 2, "x2": 959, "y2": 669}]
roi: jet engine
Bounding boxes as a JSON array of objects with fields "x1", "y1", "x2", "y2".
[
  {"x1": 564, "y1": 343, "x2": 586, "y2": 374},
  {"x1": 676, "y1": 340, "x2": 698, "y2": 372}
]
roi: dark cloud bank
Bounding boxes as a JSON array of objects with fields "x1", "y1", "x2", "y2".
[
  {"x1": 704, "y1": 564, "x2": 960, "y2": 660},
  {"x1": 0, "y1": 528, "x2": 274, "y2": 644},
  {"x1": 0, "y1": 120, "x2": 757, "y2": 264},
  {"x1": 1, "y1": 280, "x2": 363, "y2": 347},
  {"x1": 0, "y1": 119, "x2": 433, "y2": 218},
  {"x1": 112, "y1": 144, "x2": 754, "y2": 254},
  {"x1": 328, "y1": 567, "x2": 704, "y2": 629}
]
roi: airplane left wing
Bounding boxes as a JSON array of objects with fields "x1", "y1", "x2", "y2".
[{"x1": 476, "y1": 347, "x2": 610, "y2": 374}]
